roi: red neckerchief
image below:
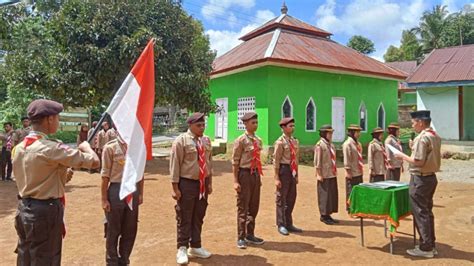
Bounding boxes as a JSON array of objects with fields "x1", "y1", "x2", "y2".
[
  {"x1": 425, "y1": 128, "x2": 437, "y2": 137},
  {"x1": 355, "y1": 139, "x2": 364, "y2": 173},
  {"x1": 322, "y1": 138, "x2": 337, "y2": 176},
  {"x1": 376, "y1": 139, "x2": 391, "y2": 170},
  {"x1": 248, "y1": 134, "x2": 263, "y2": 176},
  {"x1": 196, "y1": 137, "x2": 207, "y2": 199},
  {"x1": 285, "y1": 136, "x2": 298, "y2": 178}
]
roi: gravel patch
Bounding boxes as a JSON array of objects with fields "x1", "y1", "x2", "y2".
[{"x1": 437, "y1": 159, "x2": 474, "y2": 184}]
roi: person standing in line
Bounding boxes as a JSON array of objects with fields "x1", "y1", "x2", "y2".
[
  {"x1": 314, "y1": 125, "x2": 339, "y2": 225},
  {"x1": 106, "y1": 125, "x2": 118, "y2": 142},
  {"x1": 16, "y1": 117, "x2": 31, "y2": 143},
  {"x1": 368, "y1": 127, "x2": 388, "y2": 183},
  {"x1": 77, "y1": 123, "x2": 89, "y2": 147},
  {"x1": 273, "y1": 117, "x2": 302, "y2": 235},
  {"x1": 385, "y1": 122, "x2": 404, "y2": 181},
  {"x1": 342, "y1": 124, "x2": 364, "y2": 212},
  {"x1": 1, "y1": 122, "x2": 19, "y2": 181},
  {"x1": 232, "y1": 112, "x2": 265, "y2": 249}
]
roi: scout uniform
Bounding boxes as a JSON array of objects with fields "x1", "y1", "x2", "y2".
[
  {"x1": 106, "y1": 127, "x2": 118, "y2": 142},
  {"x1": 314, "y1": 125, "x2": 339, "y2": 224},
  {"x1": 273, "y1": 117, "x2": 301, "y2": 235},
  {"x1": 88, "y1": 123, "x2": 99, "y2": 153},
  {"x1": 1, "y1": 128, "x2": 18, "y2": 181},
  {"x1": 408, "y1": 110, "x2": 441, "y2": 254},
  {"x1": 13, "y1": 99, "x2": 97, "y2": 266},
  {"x1": 101, "y1": 138, "x2": 140, "y2": 265},
  {"x1": 16, "y1": 125, "x2": 31, "y2": 143},
  {"x1": 233, "y1": 112, "x2": 264, "y2": 247},
  {"x1": 98, "y1": 128, "x2": 108, "y2": 153},
  {"x1": 170, "y1": 113, "x2": 213, "y2": 263},
  {"x1": 368, "y1": 127, "x2": 387, "y2": 183},
  {"x1": 385, "y1": 123, "x2": 403, "y2": 181},
  {"x1": 342, "y1": 124, "x2": 364, "y2": 210}
]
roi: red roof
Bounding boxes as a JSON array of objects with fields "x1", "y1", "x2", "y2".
[
  {"x1": 386, "y1": 61, "x2": 418, "y2": 76},
  {"x1": 407, "y1": 45, "x2": 474, "y2": 85},
  {"x1": 212, "y1": 14, "x2": 407, "y2": 80}
]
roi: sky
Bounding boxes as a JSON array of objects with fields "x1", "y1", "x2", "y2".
[{"x1": 182, "y1": 0, "x2": 472, "y2": 61}]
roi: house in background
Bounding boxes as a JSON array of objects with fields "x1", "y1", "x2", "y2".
[
  {"x1": 386, "y1": 60, "x2": 418, "y2": 127},
  {"x1": 406, "y1": 44, "x2": 474, "y2": 140},
  {"x1": 204, "y1": 4, "x2": 406, "y2": 147}
]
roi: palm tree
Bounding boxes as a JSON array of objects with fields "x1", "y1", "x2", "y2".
[{"x1": 413, "y1": 5, "x2": 449, "y2": 53}]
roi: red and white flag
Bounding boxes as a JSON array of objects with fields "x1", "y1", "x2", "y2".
[{"x1": 106, "y1": 39, "x2": 155, "y2": 210}]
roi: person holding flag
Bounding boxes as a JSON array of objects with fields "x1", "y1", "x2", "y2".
[
  {"x1": 343, "y1": 124, "x2": 364, "y2": 212},
  {"x1": 368, "y1": 127, "x2": 388, "y2": 183},
  {"x1": 101, "y1": 134, "x2": 144, "y2": 265},
  {"x1": 232, "y1": 112, "x2": 265, "y2": 249},
  {"x1": 273, "y1": 117, "x2": 302, "y2": 235},
  {"x1": 12, "y1": 99, "x2": 100, "y2": 265},
  {"x1": 170, "y1": 112, "x2": 213, "y2": 265},
  {"x1": 314, "y1": 125, "x2": 339, "y2": 225}
]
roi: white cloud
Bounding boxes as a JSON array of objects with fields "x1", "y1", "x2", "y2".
[
  {"x1": 206, "y1": 9, "x2": 276, "y2": 56},
  {"x1": 201, "y1": 0, "x2": 256, "y2": 27},
  {"x1": 315, "y1": 0, "x2": 428, "y2": 62},
  {"x1": 442, "y1": 0, "x2": 459, "y2": 13}
]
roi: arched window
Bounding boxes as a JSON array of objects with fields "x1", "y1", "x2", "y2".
[
  {"x1": 282, "y1": 96, "x2": 293, "y2": 118},
  {"x1": 306, "y1": 97, "x2": 316, "y2": 131},
  {"x1": 359, "y1": 102, "x2": 367, "y2": 132},
  {"x1": 377, "y1": 103, "x2": 385, "y2": 129}
]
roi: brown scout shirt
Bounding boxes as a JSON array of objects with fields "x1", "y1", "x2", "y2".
[
  {"x1": 88, "y1": 128, "x2": 99, "y2": 149},
  {"x1": 170, "y1": 130, "x2": 213, "y2": 183},
  {"x1": 232, "y1": 133, "x2": 263, "y2": 169},
  {"x1": 16, "y1": 127, "x2": 31, "y2": 143},
  {"x1": 343, "y1": 137, "x2": 363, "y2": 177},
  {"x1": 101, "y1": 139, "x2": 127, "y2": 183},
  {"x1": 368, "y1": 139, "x2": 387, "y2": 175},
  {"x1": 410, "y1": 128, "x2": 441, "y2": 175},
  {"x1": 314, "y1": 138, "x2": 337, "y2": 179},
  {"x1": 1, "y1": 130, "x2": 19, "y2": 149},
  {"x1": 106, "y1": 128, "x2": 118, "y2": 143},
  {"x1": 384, "y1": 135, "x2": 403, "y2": 168},
  {"x1": 98, "y1": 129, "x2": 108, "y2": 150},
  {"x1": 273, "y1": 134, "x2": 299, "y2": 169},
  {"x1": 12, "y1": 132, "x2": 95, "y2": 199}
]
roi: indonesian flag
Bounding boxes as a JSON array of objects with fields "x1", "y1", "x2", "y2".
[{"x1": 105, "y1": 39, "x2": 155, "y2": 210}]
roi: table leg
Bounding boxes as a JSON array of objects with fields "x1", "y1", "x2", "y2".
[
  {"x1": 390, "y1": 234, "x2": 394, "y2": 254},
  {"x1": 384, "y1": 220, "x2": 387, "y2": 238},
  {"x1": 360, "y1": 217, "x2": 364, "y2": 247}
]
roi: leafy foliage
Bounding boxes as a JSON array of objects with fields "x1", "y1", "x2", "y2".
[{"x1": 347, "y1": 35, "x2": 375, "y2": 55}]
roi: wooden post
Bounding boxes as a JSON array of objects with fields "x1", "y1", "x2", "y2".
[{"x1": 459, "y1": 86, "x2": 464, "y2": 140}]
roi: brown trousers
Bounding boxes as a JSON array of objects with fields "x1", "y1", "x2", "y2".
[
  {"x1": 15, "y1": 198, "x2": 63, "y2": 266},
  {"x1": 410, "y1": 174, "x2": 438, "y2": 251},
  {"x1": 1, "y1": 147, "x2": 12, "y2": 180},
  {"x1": 317, "y1": 177, "x2": 338, "y2": 216},
  {"x1": 386, "y1": 168, "x2": 401, "y2": 181},
  {"x1": 237, "y1": 168, "x2": 261, "y2": 239},
  {"x1": 106, "y1": 183, "x2": 139, "y2": 266},
  {"x1": 175, "y1": 177, "x2": 208, "y2": 249},
  {"x1": 276, "y1": 164, "x2": 297, "y2": 227},
  {"x1": 370, "y1": 174, "x2": 385, "y2": 183},
  {"x1": 346, "y1": 175, "x2": 363, "y2": 211}
]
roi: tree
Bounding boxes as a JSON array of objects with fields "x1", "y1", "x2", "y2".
[
  {"x1": 0, "y1": 0, "x2": 215, "y2": 123},
  {"x1": 347, "y1": 35, "x2": 375, "y2": 54},
  {"x1": 441, "y1": 11, "x2": 474, "y2": 47},
  {"x1": 414, "y1": 5, "x2": 449, "y2": 52},
  {"x1": 399, "y1": 30, "x2": 423, "y2": 61},
  {"x1": 383, "y1": 45, "x2": 403, "y2": 62}
]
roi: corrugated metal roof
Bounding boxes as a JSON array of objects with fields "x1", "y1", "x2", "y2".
[
  {"x1": 212, "y1": 28, "x2": 407, "y2": 80},
  {"x1": 407, "y1": 45, "x2": 474, "y2": 84},
  {"x1": 386, "y1": 61, "x2": 418, "y2": 76}
]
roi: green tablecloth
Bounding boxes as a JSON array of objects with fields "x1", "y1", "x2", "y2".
[{"x1": 349, "y1": 185, "x2": 411, "y2": 233}]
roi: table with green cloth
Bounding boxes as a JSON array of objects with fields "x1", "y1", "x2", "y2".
[{"x1": 348, "y1": 184, "x2": 416, "y2": 254}]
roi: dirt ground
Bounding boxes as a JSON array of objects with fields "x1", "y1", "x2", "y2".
[{"x1": 0, "y1": 159, "x2": 473, "y2": 265}]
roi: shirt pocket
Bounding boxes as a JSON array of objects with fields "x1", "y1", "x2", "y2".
[{"x1": 184, "y1": 144, "x2": 197, "y2": 160}]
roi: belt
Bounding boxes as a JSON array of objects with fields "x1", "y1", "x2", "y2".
[
  {"x1": 413, "y1": 172, "x2": 435, "y2": 177},
  {"x1": 20, "y1": 197, "x2": 60, "y2": 205},
  {"x1": 279, "y1": 163, "x2": 290, "y2": 167}
]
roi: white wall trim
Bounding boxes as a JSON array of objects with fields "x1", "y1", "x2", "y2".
[
  {"x1": 359, "y1": 101, "x2": 368, "y2": 133},
  {"x1": 305, "y1": 97, "x2": 317, "y2": 132},
  {"x1": 281, "y1": 95, "x2": 293, "y2": 119},
  {"x1": 377, "y1": 102, "x2": 386, "y2": 129},
  {"x1": 275, "y1": 14, "x2": 286, "y2": 23}
]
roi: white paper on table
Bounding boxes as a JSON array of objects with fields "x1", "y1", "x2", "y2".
[{"x1": 386, "y1": 144, "x2": 403, "y2": 156}]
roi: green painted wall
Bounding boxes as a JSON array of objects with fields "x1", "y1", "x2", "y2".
[
  {"x1": 463, "y1": 86, "x2": 474, "y2": 140},
  {"x1": 400, "y1": 91, "x2": 417, "y2": 105},
  {"x1": 206, "y1": 65, "x2": 399, "y2": 146}
]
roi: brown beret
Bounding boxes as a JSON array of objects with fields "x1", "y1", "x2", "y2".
[
  {"x1": 279, "y1": 117, "x2": 294, "y2": 126},
  {"x1": 347, "y1": 124, "x2": 362, "y2": 131},
  {"x1": 27, "y1": 99, "x2": 63, "y2": 120},
  {"x1": 241, "y1": 112, "x2": 258, "y2": 122},
  {"x1": 387, "y1": 122, "x2": 400, "y2": 129},
  {"x1": 187, "y1": 112, "x2": 205, "y2": 124},
  {"x1": 319, "y1": 124, "x2": 334, "y2": 132},
  {"x1": 371, "y1": 127, "x2": 384, "y2": 134}
]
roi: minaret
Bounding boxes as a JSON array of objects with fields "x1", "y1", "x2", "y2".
[{"x1": 281, "y1": 1, "x2": 288, "y2": 14}]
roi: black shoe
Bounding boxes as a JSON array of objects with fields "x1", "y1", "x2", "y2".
[
  {"x1": 328, "y1": 216, "x2": 339, "y2": 224},
  {"x1": 245, "y1": 235, "x2": 265, "y2": 245},
  {"x1": 278, "y1": 226, "x2": 289, "y2": 236},
  {"x1": 320, "y1": 216, "x2": 335, "y2": 225},
  {"x1": 237, "y1": 239, "x2": 247, "y2": 249},
  {"x1": 287, "y1": 225, "x2": 303, "y2": 233}
]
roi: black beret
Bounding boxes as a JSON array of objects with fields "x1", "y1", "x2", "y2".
[
  {"x1": 279, "y1": 117, "x2": 294, "y2": 126},
  {"x1": 371, "y1": 127, "x2": 384, "y2": 134},
  {"x1": 410, "y1": 110, "x2": 431, "y2": 120},
  {"x1": 27, "y1": 99, "x2": 63, "y2": 120},
  {"x1": 241, "y1": 112, "x2": 258, "y2": 122},
  {"x1": 21, "y1": 116, "x2": 29, "y2": 121},
  {"x1": 187, "y1": 112, "x2": 205, "y2": 124},
  {"x1": 319, "y1": 124, "x2": 334, "y2": 132},
  {"x1": 347, "y1": 124, "x2": 362, "y2": 131}
]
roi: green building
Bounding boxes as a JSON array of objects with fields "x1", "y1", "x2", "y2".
[{"x1": 205, "y1": 6, "x2": 406, "y2": 147}]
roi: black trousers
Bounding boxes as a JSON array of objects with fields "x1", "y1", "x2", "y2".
[
  {"x1": 346, "y1": 175, "x2": 363, "y2": 211},
  {"x1": 175, "y1": 177, "x2": 208, "y2": 249},
  {"x1": 237, "y1": 168, "x2": 261, "y2": 240},
  {"x1": 276, "y1": 164, "x2": 297, "y2": 227},
  {"x1": 386, "y1": 168, "x2": 401, "y2": 181},
  {"x1": 1, "y1": 147, "x2": 12, "y2": 180},
  {"x1": 370, "y1": 174, "x2": 385, "y2": 183},
  {"x1": 317, "y1": 177, "x2": 338, "y2": 216},
  {"x1": 15, "y1": 198, "x2": 64, "y2": 266},
  {"x1": 106, "y1": 183, "x2": 139, "y2": 266},
  {"x1": 410, "y1": 174, "x2": 438, "y2": 251}
]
